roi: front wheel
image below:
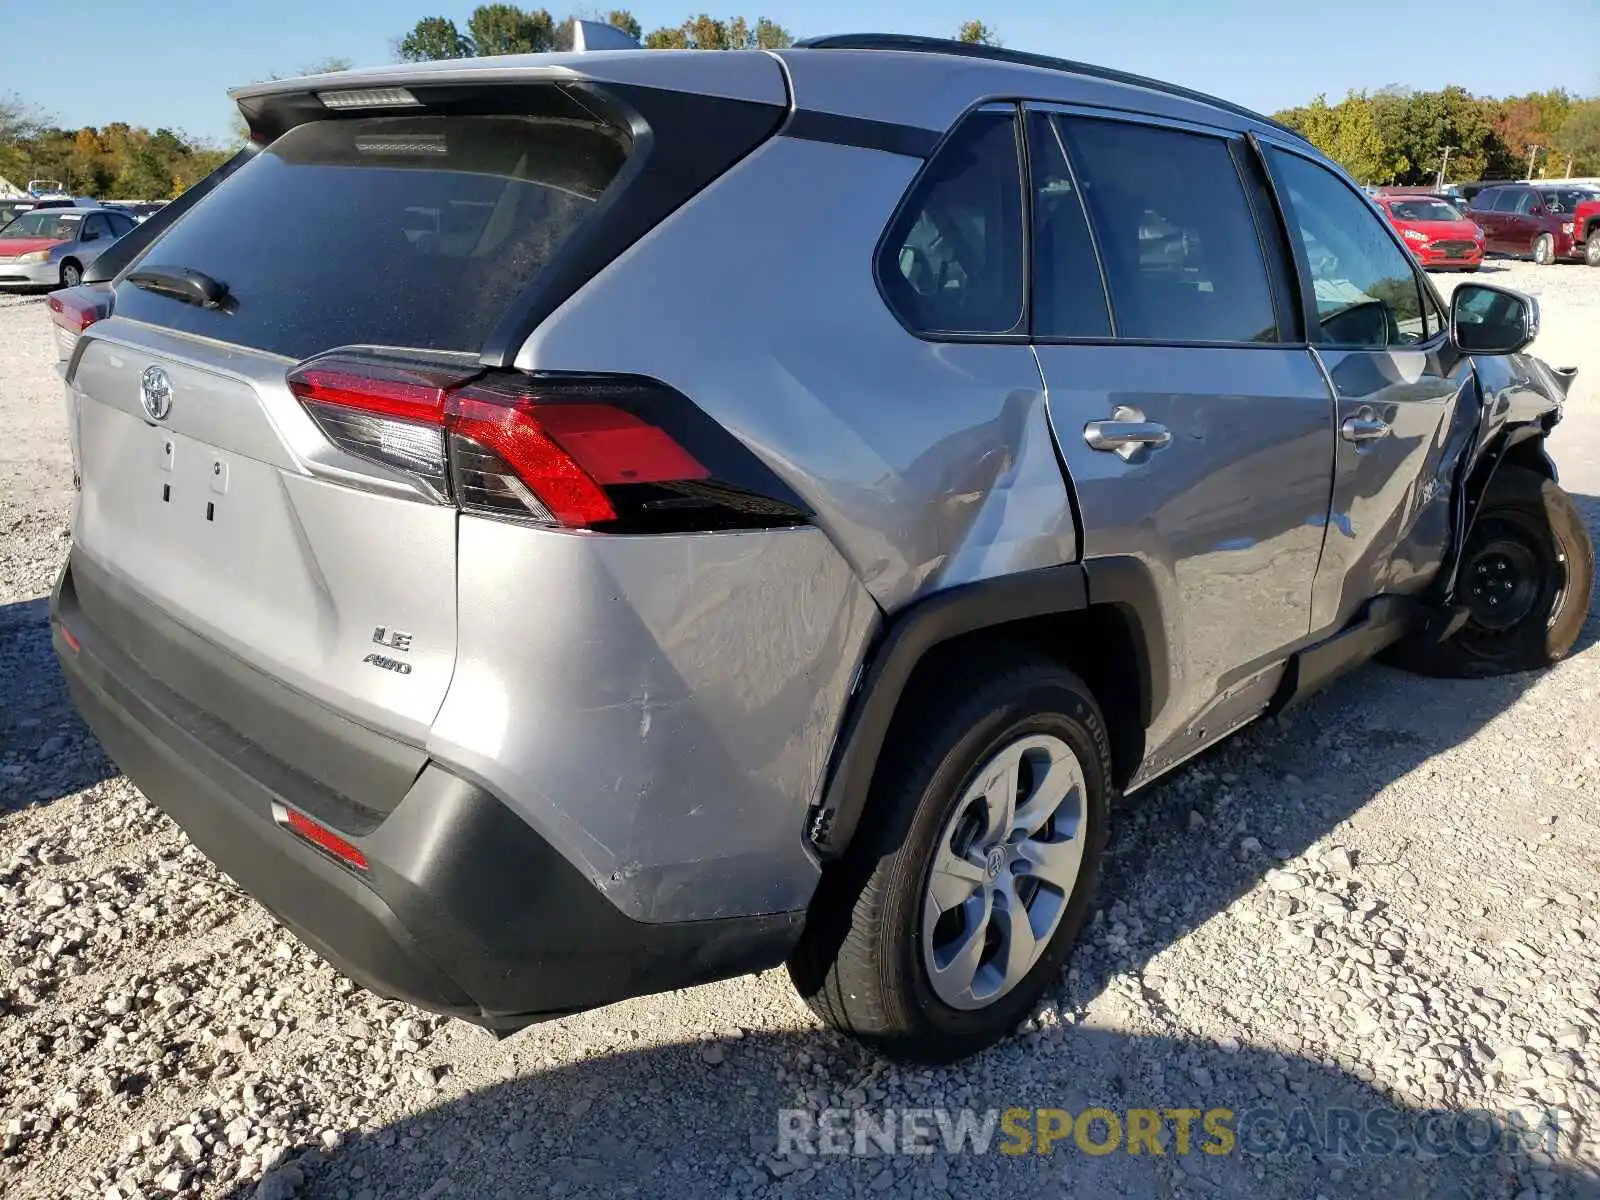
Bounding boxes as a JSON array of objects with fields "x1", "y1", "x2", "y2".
[
  {"x1": 1585, "y1": 231, "x2": 1600, "y2": 267},
  {"x1": 789, "y1": 654, "x2": 1111, "y2": 1063},
  {"x1": 1533, "y1": 234, "x2": 1556, "y2": 266},
  {"x1": 59, "y1": 261, "x2": 82, "y2": 288},
  {"x1": 1393, "y1": 466, "x2": 1593, "y2": 678}
]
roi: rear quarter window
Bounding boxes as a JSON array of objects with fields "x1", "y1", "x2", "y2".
[{"x1": 114, "y1": 113, "x2": 629, "y2": 361}]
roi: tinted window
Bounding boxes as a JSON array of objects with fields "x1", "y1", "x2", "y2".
[
  {"x1": 1492, "y1": 190, "x2": 1522, "y2": 212},
  {"x1": 1269, "y1": 149, "x2": 1428, "y2": 348},
  {"x1": 1511, "y1": 190, "x2": 1539, "y2": 215},
  {"x1": 108, "y1": 212, "x2": 137, "y2": 235},
  {"x1": 1025, "y1": 112, "x2": 1111, "y2": 339},
  {"x1": 1542, "y1": 188, "x2": 1598, "y2": 213},
  {"x1": 114, "y1": 114, "x2": 630, "y2": 360},
  {"x1": 82, "y1": 215, "x2": 110, "y2": 241},
  {"x1": 879, "y1": 110, "x2": 1025, "y2": 335},
  {"x1": 1060, "y1": 118, "x2": 1280, "y2": 343}
]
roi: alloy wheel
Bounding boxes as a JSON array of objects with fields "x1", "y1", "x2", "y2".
[{"x1": 920, "y1": 733, "x2": 1087, "y2": 1011}]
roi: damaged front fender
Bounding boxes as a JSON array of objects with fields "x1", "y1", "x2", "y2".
[{"x1": 1434, "y1": 351, "x2": 1570, "y2": 604}]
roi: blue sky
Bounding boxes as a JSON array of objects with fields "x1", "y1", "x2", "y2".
[{"x1": 9, "y1": 0, "x2": 1599, "y2": 145}]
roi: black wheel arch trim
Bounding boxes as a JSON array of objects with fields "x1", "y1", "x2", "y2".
[
  {"x1": 807, "y1": 556, "x2": 1167, "y2": 859},
  {"x1": 1438, "y1": 403, "x2": 1559, "y2": 606}
]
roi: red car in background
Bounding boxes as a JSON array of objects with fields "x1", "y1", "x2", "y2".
[
  {"x1": 1566, "y1": 194, "x2": 1600, "y2": 267},
  {"x1": 1375, "y1": 194, "x2": 1485, "y2": 271}
]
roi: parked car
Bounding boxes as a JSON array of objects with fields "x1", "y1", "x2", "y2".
[
  {"x1": 49, "y1": 29, "x2": 1593, "y2": 1064},
  {"x1": 1377, "y1": 184, "x2": 1467, "y2": 206},
  {"x1": 1375, "y1": 194, "x2": 1484, "y2": 270},
  {"x1": 0, "y1": 206, "x2": 139, "y2": 289},
  {"x1": 1538, "y1": 186, "x2": 1600, "y2": 269},
  {"x1": 1465, "y1": 183, "x2": 1587, "y2": 264},
  {"x1": 1571, "y1": 194, "x2": 1600, "y2": 266},
  {"x1": 105, "y1": 200, "x2": 170, "y2": 222}
]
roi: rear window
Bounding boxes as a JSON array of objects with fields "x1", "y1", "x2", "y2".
[{"x1": 114, "y1": 113, "x2": 629, "y2": 361}]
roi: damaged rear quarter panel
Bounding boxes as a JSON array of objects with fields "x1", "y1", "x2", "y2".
[{"x1": 427, "y1": 516, "x2": 879, "y2": 924}]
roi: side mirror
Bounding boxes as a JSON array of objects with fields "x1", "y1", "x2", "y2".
[{"x1": 1451, "y1": 282, "x2": 1539, "y2": 356}]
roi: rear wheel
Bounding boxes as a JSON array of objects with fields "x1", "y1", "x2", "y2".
[
  {"x1": 1585, "y1": 231, "x2": 1600, "y2": 267},
  {"x1": 1393, "y1": 466, "x2": 1592, "y2": 677},
  {"x1": 59, "y1": 260, "x2": 82, "y2": 288},
  {"x1": 789, "y1": 654, "x2": 1110, "y2": 1063},
  {"x1": 1533, "y1": 234, "x2": 1556, "y2": 266}
]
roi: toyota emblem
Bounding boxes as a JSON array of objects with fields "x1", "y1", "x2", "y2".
[{"x1": 140, "y1": 366, "x2": 173, "y2": 422}]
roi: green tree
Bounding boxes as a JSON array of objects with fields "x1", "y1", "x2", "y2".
[
  {"x1": 301, "y1": 56, "x2": 356, "y2": 74},
  {"x1": 399, "y1": 16, "x2": 475, "y2": 61},
  {"x1": 1278, "y1": 92, "x2": 1387, "y2": 183},
  {"x1": 1, "y1": 93, "x2": 48, "y2": 147},
  {"x1": 468, "y1": 4, "x2": 559, "y2": 54},
  {"x1": 112, "y1": 144, "x2": 174, "y2": 200},
  {"x1": 642, "y1": 14, "x2": 790, "y2": 49},
  {"x1": 684, "y1": 13, "x2": 732, "y2": 48},
  {"x1": 956, "y1": 20, "x2": 1000, "y2": 45},
  {"x1": 643, "y1": 24, "x2": 689, "y2": 48},
  {"x1": 606, "y1": 9, "x2": 642, "y2": 39},
  {"x1": 1554, "y1": 100, "x2": 1600, "y2": 175},
  {"x1": 752, "y1": 17, "x2": 792, "y2": 47}
]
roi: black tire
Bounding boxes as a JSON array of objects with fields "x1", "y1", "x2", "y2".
[
  {"x1": 789, "y1": 651, "x2": 1111, "y2": 1063},
  {"x1": 1392, "y1": 466, "x2": 1593, "y2": 678},
  {"x1": 1533, "y1": 234, "x2": 1556, "y2": 266},
  {"x1": 60, "y1": 260, "x2": 82, "y2": 288},
  {"x1": 1585, "y1": 231, "x2": 1600, "y2": 268}
]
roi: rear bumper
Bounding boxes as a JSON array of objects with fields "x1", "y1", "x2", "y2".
[{"x1": 52, "y1": 557, "x2": 803, "y2": 1028}]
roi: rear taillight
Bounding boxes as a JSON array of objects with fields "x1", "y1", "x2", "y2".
[
  {"x1": 287, "y1": 357, "x2": 470, "y2": 499},
  {"x1": 47, "y1": 290, "x2": 108, "y2": 334},
  {"x1": 286, "y1": 354, "x2": 807, "y2": 534}
]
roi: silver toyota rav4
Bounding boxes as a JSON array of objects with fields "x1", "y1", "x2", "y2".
[{"x1": 52, "y1": 30, "x2": 1593, "y2": 1063}]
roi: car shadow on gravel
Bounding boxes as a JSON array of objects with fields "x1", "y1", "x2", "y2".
[
  {"x1": 0, "y1": 596, "x2": 120, "y2": 812},
  {"x1": 228, "y1": 1027, "x2": 1598, "y2": 1200}
]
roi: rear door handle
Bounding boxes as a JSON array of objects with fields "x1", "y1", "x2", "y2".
[
  {"x1": 1340, "y1": 411, "x2": 1391, "y2": 443},
  {"x1": 1083, "y1": 406, "x2": 1172, "y2": 462}
]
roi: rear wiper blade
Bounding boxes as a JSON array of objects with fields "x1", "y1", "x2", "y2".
[{"x1": 125, "y1": 265, "x2": 231, "y2": 310}]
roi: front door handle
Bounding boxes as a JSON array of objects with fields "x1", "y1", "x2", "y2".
[
  {"x1": 1083, "y1": 406, "x2": 1172, "y2": 462},
  {"x1": 1340, "y1": 410, "x2": 1391, "y2": 444}
]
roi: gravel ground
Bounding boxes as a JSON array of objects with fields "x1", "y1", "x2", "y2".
[{"x1": 3, "y1": 263, "x2": 1600, "y2": 1200}]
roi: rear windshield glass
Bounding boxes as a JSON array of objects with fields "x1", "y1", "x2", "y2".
[{"x1": 114, "y1": 114, "x2": 629, "y2": 360}]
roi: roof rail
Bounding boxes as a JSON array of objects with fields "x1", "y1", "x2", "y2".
[{"x1": 792, "y1": 34, "x2": 1306, "y2": 143}]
